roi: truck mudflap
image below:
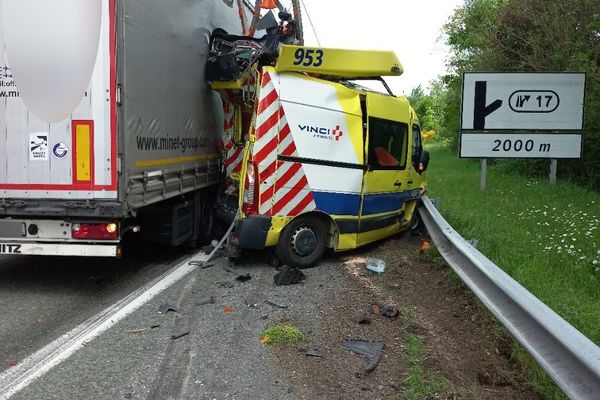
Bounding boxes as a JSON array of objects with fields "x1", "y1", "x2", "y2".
[{"x1": 0, "y1": 242, "x2": 119, "y2": 257}]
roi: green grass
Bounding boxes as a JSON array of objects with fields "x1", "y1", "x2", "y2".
[
  {"x1": 426, "y1": 145, "x2": 600, "y2": 399},
  {"x1": 260, "y1": 324, "x2": 304, "y2": 345},
  {"x1": 403, "y1": 333, "x2": 456, "y2": 400}
]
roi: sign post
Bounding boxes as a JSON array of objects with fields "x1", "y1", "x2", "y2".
[{"x1": 460, "y1": 72, "x2": 585, "y2": 187}]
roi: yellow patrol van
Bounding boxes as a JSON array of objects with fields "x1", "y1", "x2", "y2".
[{"x1": 209, "y1": 41, "x2": 430, "y2": 268}]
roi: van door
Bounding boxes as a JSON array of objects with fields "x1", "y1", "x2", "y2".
[{"x1": 357, "y1": 93, "x2": 411, "y2": 246}]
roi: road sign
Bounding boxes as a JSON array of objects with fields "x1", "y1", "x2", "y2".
[
  {"x1": 460, "y1": 133, "x2": 582, "y2": 159},
  {"x1": 461, "y1": 72, "x2": 586, "y2": 131}
]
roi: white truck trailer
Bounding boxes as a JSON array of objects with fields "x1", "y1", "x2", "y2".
[{"x1": 0, "y1": 0, "x2": 247, "y2": 256}]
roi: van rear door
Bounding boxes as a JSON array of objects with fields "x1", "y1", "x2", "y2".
[{"x1": 0, "y1": 0, "x2": 117, "y2": 200}]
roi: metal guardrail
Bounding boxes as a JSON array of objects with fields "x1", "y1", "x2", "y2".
[{"x1": 418, "y1": 195, "x2": 600, "y2": 400}]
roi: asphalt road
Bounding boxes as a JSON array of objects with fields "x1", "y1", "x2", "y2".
[{"x1": 0, "y1": 241, "x2": 194, "y2": 377}]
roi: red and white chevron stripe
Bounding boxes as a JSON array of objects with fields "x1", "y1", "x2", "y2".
[
  {"x1": 252, "y1": 71, "x2": 316, "y2": 216},
  {"x1": 220, "y1": 94, "x2": 244, "y2": 175}
]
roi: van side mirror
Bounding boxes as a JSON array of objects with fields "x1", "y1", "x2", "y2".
[{"x1": 415, "y1": 150, "x2": 430, "y2": 174}]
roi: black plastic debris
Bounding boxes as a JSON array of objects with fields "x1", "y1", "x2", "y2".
[
  {"x1": 217, "y1": 281, "x2": 234, "y2": 288},
  {"x1": 273, "y1": 266, "x2": 305, "y2": 286},
  {"x1": 236, "y1": 273, "x2": 252, "y2": 282},
  {"x1": 343, "y1": 340, "x2": 384, "y2": 372},
  {"x1": 158, "y1": 303, "x2": 178, "y2": 315},
  {"x1": 305, "y1": 348, "x2": 323, "y2": 358},
  {"x1": 171, "y1": 331, "x2": 190, "y2": 340},
  {"x1": 264, "y1": 300, "x2": 289, "y2": 309}
]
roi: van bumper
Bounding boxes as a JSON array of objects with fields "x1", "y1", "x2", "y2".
[{"x1": 230, "y1": 215, "x2": 272, "y2": 249}]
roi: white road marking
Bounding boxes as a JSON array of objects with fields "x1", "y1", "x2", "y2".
[{"x1": 0, "y1": 251, "x2": 211, "y2": 399}]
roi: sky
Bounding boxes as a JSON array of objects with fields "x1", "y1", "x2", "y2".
[{"x1": 296, "y1": 0, "x2": 464, "y2": 96}]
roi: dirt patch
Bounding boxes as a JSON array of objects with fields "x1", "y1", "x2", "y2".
[{"x1": 270, "y1": 232, "x2": 543, "y2": 399}]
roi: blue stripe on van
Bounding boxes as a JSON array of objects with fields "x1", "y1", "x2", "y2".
[
  {"x1": 313, "y1": 192, "x2": 361, "y2": 216},
  {"x1": 362, "y1": 190, "x2": 420, "y2": 215}
]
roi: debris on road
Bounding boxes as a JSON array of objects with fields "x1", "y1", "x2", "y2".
[
  {"x1": 127, "y1": 328, "x2": 146, "y2": 334},
  {"x1": 158, "y1": 303, "x2": 178, "y2": 315},
  {"x1": 419, "y1": 240, "x2": 431, "y2": 253},
  {"x1": 8, "y1": 360, "x2": 18, "y2": 367},
  {"x1": 365, "y1": 258, "x2": 385, "y2": 274},
  {"x1": 273, "y1": 266, "x2": 305, "y2": 286},
  {"x1": 150, "y1": 324, "x2": 161, "y2": 329},
  {"x1": 342, "y1": 340, "x2": 384, "y2": 373},
  {"x1": 371, "y1": 304, "x2": 399, "y2": 318},
  {"x1": 236, "y1": 273, "x2": 252, "y2": 282},
  {"x1": 189, "y1": 260, "x2": 214, "y2": 269},
  {"x1": 196, "y1": 295, "x2": 216, "y2": 306},
  {"x1": 260, "y1": 336, "x2": 272, "y2": 345},
  {"x1": 245, "y1": 298, "x2": 260, "y2": 308},
  {"x1": 265, "y1": 300, "x2": 289, "y2": 309},
  {"x1": 171, "y1": 331, "x2": 190, "y2": 340},
  {"x1": 223, "y1": 307, "x2": 235, "y2": 314},
  {"x1": 305, "y1": 348, "x2": 323, "y2": 358}
]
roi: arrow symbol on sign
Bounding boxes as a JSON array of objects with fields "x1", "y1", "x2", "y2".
[{"x1": 473, "y1": 81, "x2": 503, "y2": 130}]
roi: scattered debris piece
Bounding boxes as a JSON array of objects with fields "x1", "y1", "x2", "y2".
[
  {"x1": 217, "y1": 281, "x2": 234, "y2": 288},
  {"x1": 158, "y1": 303, "x2": 178, "y2": 315},
  {"x1": 419, "y1": 240, "x2": 431, "y2": 253},
  {"x1": 189, "y1": 260, "x2": 214, "y2": 269},
  {"x1": 365, "y1": 258, "x2": 386, "y2": 274},
  {"x1": 260, "y1": 315, "x2": 269, "y2": 320},
  {"x1": 223, "y1": 306, "x2": 235, "y2": 314},
  {"x1": 150, "y1": 324, "x2": 161, "y2": 329},
  {"x1": 387, "y1": 379, "x2": 400, "y2": 390},
  {"x1": 8, "y1": 360, "x2": 18, "y2": 367},
  {"x1": 264, "y1": 300, "x2": 289, "y2": 309},
  {"x1": 196, "y1": 295, "x2": 216, "y2": 306},
  {"x1": 351, "y1": 310, "x2": 372, "y2": 325},
  {"x1": 127, "y1": 328, "x2": 146, "y2": 334},
  {"x1": 371, "y1": 304, "x2": 399, "y2": 318},
  {"x1": 35, "y1": 317, "x2": 44, "y2": 325},
  {"x1": 342, "y1": 340, "x2": 384, "y2": 372},
  {"x1": 124, "y1": 393, "x2": 133, "y2": 399},
  {"x1": 171, "y1": 331, "x2": 190, "y2": 340},
  {"x1": 260, "y1": 335, "x2": 272, "y2": 345},
  {"x1": 273, "y1": 266, "x2": 306, "y2": 286},
  {"x1": 223, "y1": 266, "x2": 238, "y2": 274},
  {"x1": 245, "y1": 298, "x2": 259, "y2": 308},
  {"x1": 236, "y1": 273, "x2": 252, "y2": 282},
  {"x1": 305, "y1": 348, "x2": 323, "y2": 358}
]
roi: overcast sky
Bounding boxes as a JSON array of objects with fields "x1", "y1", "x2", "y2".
[{"x1": 297, "y1": 0, "x2": 464, "y2": 96}]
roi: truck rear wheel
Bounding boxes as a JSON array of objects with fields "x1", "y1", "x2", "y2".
[
  {"x1": 197, "y1": 198, "x2": 215, "y2": 245},
  {"x1": 275, "y1": 215, "x2": 328, "y2": 269}
]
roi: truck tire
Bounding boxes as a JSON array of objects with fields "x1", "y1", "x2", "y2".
[
  {"x1": 197, "y1": 198, "x2": 215, "y2": 245},
  {"x1": 275, "y1": 215, "x2": 328, "y2": 269}
]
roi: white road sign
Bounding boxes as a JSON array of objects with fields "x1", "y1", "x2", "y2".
[
  {"x1": 460, "y1": 133, "x2": 582, "y2": 159},
  {"x1": 461, "y1": 73, "x2": 586, "y2": 131}
]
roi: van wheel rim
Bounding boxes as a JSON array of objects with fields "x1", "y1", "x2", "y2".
[{"x1": 291, "y1": 226, "x2": 317, "y2": 256}]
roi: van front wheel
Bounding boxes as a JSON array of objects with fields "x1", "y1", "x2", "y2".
[{"x1": 275, "y1": 215, "x2": 328, "y2": 269}]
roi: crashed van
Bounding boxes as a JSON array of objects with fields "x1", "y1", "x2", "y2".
[{"x1": 209, "y1": 36, "x2": 430, "y2": 268}]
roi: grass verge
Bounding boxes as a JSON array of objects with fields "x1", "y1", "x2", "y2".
[{"x1": 426, "y1": 144, "x2": 600, "y2": 399}]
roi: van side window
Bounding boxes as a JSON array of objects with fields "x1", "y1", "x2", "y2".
[
  {"x1": 367, "y1": 117, "x2": 408, "y2": 170},
  {"x1": 412, "y1": 124, "x2": 423, "y2": 163}
]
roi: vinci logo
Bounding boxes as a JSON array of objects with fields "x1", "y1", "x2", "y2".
[{"x1": 298, "y1": 124, "x2": 344, "y2": 141}]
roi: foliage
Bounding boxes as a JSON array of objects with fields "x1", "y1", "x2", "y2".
[
  {"x1": 260, "y1": 324, "x2": 304, "y2": 344},
  {"x1": 438, "y1": 0, "x2": 600, "y2": 189}
]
